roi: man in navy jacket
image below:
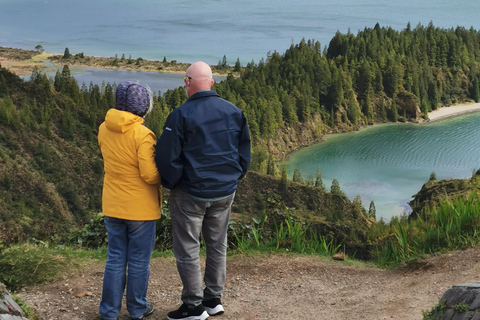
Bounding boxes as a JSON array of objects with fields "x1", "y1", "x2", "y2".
[{"x1": 155, "y1": 61, "x2": 251, "y2": 320}]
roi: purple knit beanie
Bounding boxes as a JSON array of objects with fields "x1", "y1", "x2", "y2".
[{"x1": 115, "y1": 81, "x2": 152, "y2": 117}]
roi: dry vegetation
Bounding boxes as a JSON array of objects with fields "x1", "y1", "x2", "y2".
[
  {"x1": 0, "y1": 47, "x2": 57, "y2": 75},
  {"x1": 0, "y1": 46, "x2": 233, "y2": 76}
]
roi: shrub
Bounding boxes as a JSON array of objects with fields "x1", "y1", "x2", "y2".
[
  {"x1": 68, "y1": 212, "x2": 107, "y2": 248},
  {"x1": 0, "y1": 243, "x2": 80, "y2": 289}
]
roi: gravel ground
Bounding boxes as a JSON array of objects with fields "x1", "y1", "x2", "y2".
[{"x1": 17, "y1": 246, "x2": 480, "y2": 320}]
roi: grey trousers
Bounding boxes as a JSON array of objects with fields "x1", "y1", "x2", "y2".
[{"x1": 169, "y1": 187, "x2": 234, "y2": 308}]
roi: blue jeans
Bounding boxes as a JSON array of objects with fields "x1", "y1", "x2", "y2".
[
  {"x1": 169, "y1": 188, "x2": 234, "y2": 308},
  {"x1": 99, "y1": 217, "x2": 156, "y2": 320}
]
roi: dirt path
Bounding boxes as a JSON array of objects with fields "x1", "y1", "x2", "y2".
[{"x1": 17, "y1": 246, "x2": 480, "y2": 320}]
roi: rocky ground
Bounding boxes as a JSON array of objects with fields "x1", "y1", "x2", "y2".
[{"x1": 16, "y1": 245, "x2": 480, "y2": 320}]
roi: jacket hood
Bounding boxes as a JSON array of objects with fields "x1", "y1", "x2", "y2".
[{"x1": 104, "y1": 109, "x2": 143, "y2": 133}]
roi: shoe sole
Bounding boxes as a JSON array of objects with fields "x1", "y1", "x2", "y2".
[
  {"x1": 204, "y1": 304, "x2": 224, "y2": 316},
  {"x1": 166, "y1": 310, "x2": 209, "y2": 320},
  {"x1": 131, "y1": 304, "x2": 154, "y2": 319},
  {"x1": 144, "y1": 305, "x2": 154, "y2": 318}
]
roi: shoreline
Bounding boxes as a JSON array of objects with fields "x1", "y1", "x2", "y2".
[
  {"x1": 427, "y1": 103, "x2": 480, "y2": 122},
  {"x1": 0, "y1": 46, "x2": 230, "y2": 76},
  {"x1": 284, "y1": 103, "x2": 480, "y2": 160}
]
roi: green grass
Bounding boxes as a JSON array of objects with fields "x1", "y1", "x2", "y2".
[
  {"x1": 0, "y1": 241, "x2": 175, "y2": 290},
  {"x1": 12, "y1": 294, "x2": 39, "y2": 320},
  {"x1": 422, "y1": 299, "x2": 447, "y2": 320},
  {"x1": 2, "y1": 189, "x2": 479, "y2": 291},
  {"x1": 376, "y1": 189, "x2": 480, "y2": 267},
  {"x1": 0, "y1": 242, "x2": 105, "y2": 290},
  {"x1": 151, "y1": 250, "x2": 173, "y2": 259},
  {"x1": 230, "y1": 210, "x2": 342, "y2": 258},
  {"x1": 0, "y1": 206, "x2": 345, "y2": 291}
]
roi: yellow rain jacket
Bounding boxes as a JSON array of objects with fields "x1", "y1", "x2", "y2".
[{"x1": 98, "y1": 109, "x2": 161, "y2": 220}]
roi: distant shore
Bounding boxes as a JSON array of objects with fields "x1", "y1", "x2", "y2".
[
  {"x1": 427, "y1": 103, "x2": 480, "y2": 122},
  {"x1": 0, "y1": 46, "x2": 231, "y2": 76}
]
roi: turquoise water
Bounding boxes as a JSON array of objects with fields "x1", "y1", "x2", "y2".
[
  {"x1": 1, "y1": 0, "x2": 479, "y2": 65},
  {"x1": 286, "y1": 113, "x2": 480, "y2": 221}
]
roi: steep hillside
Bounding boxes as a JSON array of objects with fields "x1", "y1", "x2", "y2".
[
  {"x1": 234, "y1": 171, "x2": 376, "y2": 259},
  {"x1": 0, "y1": 66, "x2": 106, "y2": 245},
  {"x1": 0, "y1": 65, "x2": 375, "y2": 249}
]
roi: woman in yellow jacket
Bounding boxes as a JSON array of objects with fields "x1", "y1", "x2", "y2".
[{"x1": 98, "y1": 81, "x2": 161, "y2": 320}]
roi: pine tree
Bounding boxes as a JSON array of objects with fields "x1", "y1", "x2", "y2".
[
  {"x1": 63, "y1": 47, "x2": 71, "y2": 59},
  {"x1": 471, "y1": 76, "x2": 480, "y2": 102},
  {"x1": 353, "y1": 195, "x2": 363, "y2": 210},
  {"x1": 330, "y1": 179, "x2": 344, "y2": 196},
  {"x1": 292, "y1": 168, "x2": 303, "y2": 183},
  {"x1": 280, "y1": 162, "x2": 288, "y2": 189},
  {"x1": 305, "y1": 174, "x2": 315, "y2": 186},
  {"x1": 327, "y1": 65, "x2": 343, "y2": 112},
  {"x1": 218, "y1": 55, "x2": 228, "y2": 69},
  {"x1": 233, "y1": 58, "x2": 242, "y2": 72},
  {"x1": 0, "y1": 74, "x2": 8, "y2": 98},
  {"x1": 390, "y1": 99, "x2": 398, "y2": 122},
  {"x1": 315, "y1": 167, "x2": 325, "y2": 191},
  {"x1": 53, "y1": 70, "x2": 63, "y2": 92},
  {"x1": 266, "y1": 153, "x2": 277, "y2": 176},
  {"x1": 368, "y1": 201, "x2": 376, "y2": 220},
  {"x1": 428, "y1": 81, "x2": 439, "y2": 110}
]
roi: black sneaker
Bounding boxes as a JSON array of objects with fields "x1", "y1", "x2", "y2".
[
  {"x1": 167, "y1": 303, "x2": 209, "y2": 320},
  {"x1": 203, "y1": 298, "x2": 224, "y2": 316},
  {"x1": 131, "y1": 302, "x2": 154, "y2": 320}
]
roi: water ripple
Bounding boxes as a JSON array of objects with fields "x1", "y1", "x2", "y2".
[{"x1": 287, "y1": 113, "x2": 480, "y2": 220}]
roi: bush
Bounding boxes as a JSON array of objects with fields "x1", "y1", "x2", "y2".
[
  {"x1": 0, "y1": 243, "x2": 80, "y2": 289},
  {"x1": 68, "y1": 212, "x2": 107, "y2": 248}
]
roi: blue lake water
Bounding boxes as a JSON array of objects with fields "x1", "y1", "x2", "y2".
[
  {"x1": 1, "y1": 0, "x2": 479, "y2": 65},
  {"x1": 2, "y1": 0, "x2": 480, "y2": 220},
  {"x1": 286, "y1": 113, "x2": 480, "y2": 221},
  {"x1": 21, "y1": 63, "x2": 225, "y2": 95}
]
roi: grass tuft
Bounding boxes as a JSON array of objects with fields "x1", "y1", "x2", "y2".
[
  {"x1": 0, "y1": 243, "x2": 104, "y2": 290},
  {"x1": 376, "y1": 189, "x2": 480, "y2": 267}
]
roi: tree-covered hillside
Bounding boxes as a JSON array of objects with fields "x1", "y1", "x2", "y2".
[
  {"x1": 212, "y1": 23, "x2": 480, "y2": 167},
  {"x1": 0, "y1": 63, "x2": 374, "y2": 249},
  {"x1": 0, "y1": 22, "x2": 479, "y2": 247},
  {"x1": 0, "y1": 66, "x2": 110, "y2": 244}
]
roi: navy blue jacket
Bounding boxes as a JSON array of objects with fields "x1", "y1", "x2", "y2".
[{"x1": 155, "y1": 90, "x2": 251, "y2": 198}]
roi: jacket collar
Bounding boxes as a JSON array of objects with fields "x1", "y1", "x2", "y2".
[{"x1": 187, "y1": 90, "x2": 219, "y2": 101}]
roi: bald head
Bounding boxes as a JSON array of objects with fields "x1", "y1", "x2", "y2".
[{"x1": 184, "y1": 61, "x2": 214, "y2": 97}]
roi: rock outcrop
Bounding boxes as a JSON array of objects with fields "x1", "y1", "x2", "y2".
[
  {"x1": 409, "y1": 170, "x2": 480, "y2": 219},
  {"x1": 0, "y1": 283, "x2": 29, "y2": 320},
  {"x1": 425, "y1": 283, "x2": 480, "y2": 319}
]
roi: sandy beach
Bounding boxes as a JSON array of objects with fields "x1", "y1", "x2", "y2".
[{"x1": 427, "y1": 103, "x2": 480, "y2": 121}]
